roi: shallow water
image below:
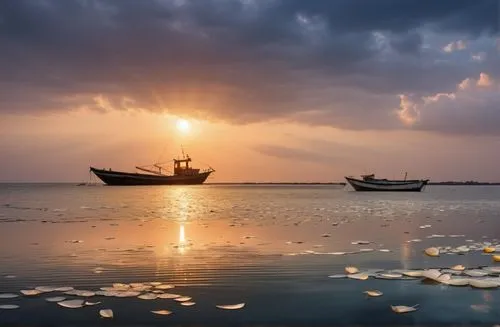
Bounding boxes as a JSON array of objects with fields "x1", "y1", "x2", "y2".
[{"x1": 0, "y1": 184, "x2": 499, "y2": 326}]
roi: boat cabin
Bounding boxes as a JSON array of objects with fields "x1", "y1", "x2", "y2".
[{"x1": 173, "y1": 155, "x2": 200, "y2": 176}]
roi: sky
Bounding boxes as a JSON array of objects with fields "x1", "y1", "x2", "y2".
[{"x1": 0, "y1": 0, "x2": 499, "y2": 182}]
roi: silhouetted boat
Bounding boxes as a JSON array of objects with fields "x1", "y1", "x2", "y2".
[
  {"x1": 90, "y1": 153, "x2": 214, "y2": 186},
  {"x1": 345, "y1": 173, "x2": 429, "y2": 192}
]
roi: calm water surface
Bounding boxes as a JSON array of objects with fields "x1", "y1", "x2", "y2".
[{"x1": 0, "y1": 184, "x2": 499, "y2": 326}]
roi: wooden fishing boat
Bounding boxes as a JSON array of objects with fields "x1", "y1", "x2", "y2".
[
  {"x1": 90, "y1": 153, "x2": 214, "y2": 186},
  {"x1": 345, "y1": 173, "x2": 429, "y2": 192}
]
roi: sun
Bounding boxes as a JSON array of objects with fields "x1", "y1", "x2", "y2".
[{"x1": 176, "y1": 119, "x2": 190, "y2": 133}]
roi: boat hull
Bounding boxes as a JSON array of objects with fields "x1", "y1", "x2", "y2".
[
  {"x1": 345, "y1": 177, "x2": 428, "y2": 192},
  {"x1": 90, "y1": 167, "x2": 212, "y2": 186}
]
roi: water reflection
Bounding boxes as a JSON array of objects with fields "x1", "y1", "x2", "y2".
[
  {"x1": 177, "y1": 224, "x2": 189, "y2": 254},
  {"x1": 400, "y1": 241, "x2": 411, "y2": 269}
]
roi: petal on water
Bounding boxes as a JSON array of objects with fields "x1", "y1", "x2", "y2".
[
  {"x1": 402, "y1": 270, "x2": 425, "y2": 277},
  {"x1": 55, "y1": 287, "x2": 74, "y2": 292},
  {"x1": 216, "y1": 303, "x2": 245, "y2": 310},
  {"x1": 364, "y1": 290, "x2": 383, "y2": 297},
  {"x1": 424, "y1": 247, "x2": 439, "y2": 257},
  {"x1": 20, "y1": 289, "x2": 41, "y2": 296},
  {"x1": 328, "y1": 274, "x2": 347, "y2": 279},
  {"x1": 99, "y1": 309, "x2": 114, "y2": 318},
  {"x1": 347, "y1": 273, "x2": 369, "y2": 280},
  {"x1": 151, "y1": 310, "x2": 172, "y2": 315},
  {"x1": 174, "y1": 296, "x2": 192, "y2": 302},
  {"x1": 0, "y1": 293, "x2": 19, "y2": 299},
  {"x1": 469, "y1": 280, "x2": 498, "y2": 289},
  {"x1": 158, "y1": 293, "x2": 181, "y2": 299},
  {"x1": 345, "y1": 266, "x2": 359, "y2": 274},
  {"x1": 391, "y1": 304, "x2": 419, "y2": 313},
  {"x1": 0, "y1": 304, "x2": 19, "y2": 309},
  {"x1": 35, "y1": 286, "x2": 57, "y2": 293},
  {"x1": 84, "y1": 301, "x2": 101, "y2": 306},
  {"x1": 180, "y1": 301, "x2": 195, "y2": 306},
  {"x1": 58, "y1": 299, "x2": 85, "y2": 308},
  {"x1": 138, "y1": 293, "x2": 158, "y2": 300},
  {"x1": 45, "y1": 296, "x2": 66, "y2": 302},
  {"x1": 155, "y1": 284, "x2": 175, "y2": 290},
  {"x1": 451, "y1": 265, "x2": 465, "y2": 271}
]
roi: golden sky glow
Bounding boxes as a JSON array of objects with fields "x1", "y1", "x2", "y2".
[
  {"x1": 176, "y1": 119, "x2": 191, "y2": 134},
  {"x1": 1, "y1": 109, "x2": 499, "y2": 182}
]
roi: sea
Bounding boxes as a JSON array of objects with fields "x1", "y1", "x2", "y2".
[{"x1": 0, "y1": 183, "x2": 499, "y2": 326}]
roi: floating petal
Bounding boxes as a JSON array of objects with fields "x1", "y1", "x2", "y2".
[
  {"x1": 345, "y1": 266, "x2": 359, "y2": 274},
  {"x1": 328, "y1": 274, "x2": 347, "y2": 279},
  {"x1": 465, "y1": 270, "x2": 489, "y2": 277},
  {"x1": 138, "y1": 293, "x2": 158, "y2": 300},
  {"x1": 0, "y1": 293, "x2": 19, "y2": 299},
  {"x1": 216, "y1": 303, "x2": 245, "y2": 310},
  {"x1": 364, "y1": 290, "x2": 383, "y2": 297},
  {"x1": 20, "y1": 289, "x2": 41, "y2": 296},
  {"x1": 84, "y1": 301, "x2": 101, "y2": 306},
  {"x1": 35, "y1": 286, "x2": 57, "y2": 293},
  {"x1": 451, "y1": 265, "x2": 465, "y2": 271},
  {"x1": 58, "y1": 299, "x2": 85, "y2": 308},
  {"x1": 158, "y1": 293, "x2": 181, "y2": 299},
  {"x1": 112, "y1": 283, "x2": 129, "y2": 289},
  {"x1": 424, "y1": 247, "x2": 439, "y2": 257},
  {"x1": 391, "y1": 304, "x2": 419, "y2": 313},
  {"x1": 402, "y1": 270, "x2": 425, "y2": 277},
  {"x1": 442, "y1": 278, "x2": 470, "y2": 286},
  {"x1": 174, "y1": 296, "x2": 192, "y2": 302},
  {"x1": 150, "y1": 282, "x2": 162, "y2": 286},
  {"x1": 55, "y1": 287, "x2": 74, "y2": 292},
  {"x1": 155, "y1": 284, "x2": 175, "y2": 290},
  {"x1": 0, "y1": 304, "x2": 19, "y2": 309},
  {"x1": 99, "y1": 309, "x2": 114, "y2": 318},
  {"x1": 469, "y1": 280, "x2": 498, "y2": 289},
  {"x1": 180, "y1": 301, "x2": 195, "y2": 306},
  {"x1": 347, "y1": 273, "x2": 369, "y2": 280},
  {"x1": 45, "y1": 296, "x2": 66, "y2": 302},
  {"x1": 484, "y1": 247, "x2": 496, "y2": 253},
  {"x1": 493, "y1": 255, "x2": 500, "y2": 262},
  {"x1": 152, "y1": 310, "x2": 172, "y2": 315}
]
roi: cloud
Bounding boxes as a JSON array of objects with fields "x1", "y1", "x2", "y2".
[
  {"x1": 396, "y1": 73, "x2": 500, "y2": 134},
  {"x1": 0, "y1": 0, "x2": 499, "y2": 134},
  {"x1": 443, "y1": 40, "x2": 467, "y2": 52}
]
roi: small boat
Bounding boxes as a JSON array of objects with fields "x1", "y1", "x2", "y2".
[
  {"x1": 345, "y1": 173, "x2": 429, "y2": 192},
  {"x1": 90, "y1": 153, "x2": 214, "y2": 186}
]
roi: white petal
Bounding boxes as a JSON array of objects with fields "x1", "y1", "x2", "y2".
[
  {"x1": 138, "y1": 293, "x2": 158, "y2": 300},
  {"x1": 345, "y1": 266, "x2": 359, "y2": 274},
  {"x1": 99, "y1": 309, "x2": 114, "y2": 318},
  {"x1": 151, "y1": 310, "x2": 172, "y2": 315},
  {"x1": 20, "y1": 289, "x2": 41, "y2": 296},
  {"x1": 174, "y1": 296, "x2": 192, "y2": 302},
  {"x1": 180, "y1": 301, "x2": 195, "y2": 306},
  {"x1": 424, "y1": 247, "x2": 439, "y2": 257},
  {"x1": 364, "y1": 290, "x2": 383, "y2": 297},
  {"x1": 347, "y1": 273, "x2": 369, "y2": 280},
  {"x1": 158, "y1": 293, "x2": 181, "y2": 299},
  {"x1": 84, "y1": 301, "x2": 101, "y2": 306},
  {"x1": 0, "y1": 304, "x2": 19, "y2": 309},
  {"x1": 216, "y1": 303, "x2": 245, "y2": 310},
  {"x1": 391, "y1": 304, "x2": 419, "y2": 313},
  {"x1": 45, "y1": 296, "x2": 66, "y2": 302},
  {"x1": 58, "y1": 299, "x2": 85, "y2": 308},
  {"x1": 0, "y1": 293, "x2": 19, "y2": 299}
]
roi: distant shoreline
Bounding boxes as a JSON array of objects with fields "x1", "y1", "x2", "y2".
[{"x1": 1, "y1": 181, "x2": 500, "y2": 186}]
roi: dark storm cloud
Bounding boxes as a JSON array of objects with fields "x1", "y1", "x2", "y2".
[{"x1": 0, "y1": 0, "x2": 499, "y2": 133}]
